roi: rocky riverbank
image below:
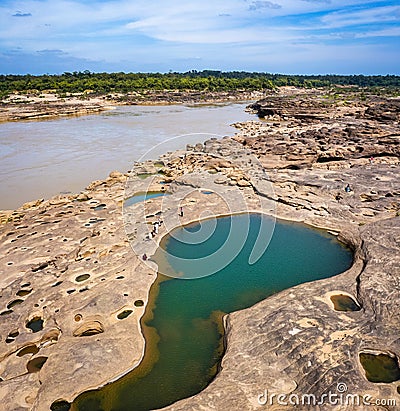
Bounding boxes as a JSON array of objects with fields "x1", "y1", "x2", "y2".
[
  {"x1": 0, "y1": 87, "x2": 399, "y2": 410},
  {"x1": 0, "y1": 90, "x2": 266, "y2": 122},
  {"x1": 160, "y1": 89, "x2": 400, "y2": 410}
]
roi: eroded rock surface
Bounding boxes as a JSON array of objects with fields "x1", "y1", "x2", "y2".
[
  {"x1": 0, "y1": 172, "x2": 156, "y2": 410},
  {"x1": 1, "y1": 87, "x2": 399, "y2": 410},
  {"x1": 159, "y1": 90, "x2": 400, "y2": 410},
  {"x1": 0, "y1": 90, "x2": 266, "y2": 122}
]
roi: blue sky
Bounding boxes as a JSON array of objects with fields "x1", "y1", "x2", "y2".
[{"x1": 0, "y1": 0, "x2": 399, "y2": 75}]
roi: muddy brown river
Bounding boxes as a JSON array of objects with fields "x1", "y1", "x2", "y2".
[{"x1": 0, "y1": 103, "x2": 255, "y2": 210}]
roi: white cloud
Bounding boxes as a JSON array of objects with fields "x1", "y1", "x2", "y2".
[
  {"x1": 355, "y1": 26, "x2": 400, "y2": 39},
  {"x1": 0, "y1": 0, "x2": 398, "y2": 74},
  {"x1": 321, "y1": 5, "x2": 400, "y2": 29}
]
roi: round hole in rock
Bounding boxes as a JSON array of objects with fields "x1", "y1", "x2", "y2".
[
  {"x1": 7, "y1": 299, "x2": 24, "y2": 309},
  {"x1": 27, "y1": 356, "x2": 48, "y2": 373},
  {"x1": 26, "y1": 317, "x2": 44, "y2": 333},
  {"x1": 74, "y1": 314, "x2": 82, "y2": 322},
  {"x1": 117, "y1": 310, "x2": 133, "y2": 320},
  {"x1": 8, "y1": 330, "x2": 19, "y2": 338},
  {"x1": 17, "y1": 344, "x2": 40, "y2": 357},
  {"x1": 5, "y1": 337, "x2": 15, "y2": 344},
  {"x1": 75, "y1": 274, "x2": 90, "y2": 283},
  {"x1": 67, "y1": 289, "x2": 76, "y2": 295},
  {"x1": 17, "y1": 289, "x2": 32, "y2": 297},
  {"x1": 116, "y1": 276, "x2": 124, "y2": 280},
  {"x1": 330, "y1": 294, "x2": 361, "y2": 311},
  {"x1": 50, "y1": 400, "x2": 71, "y2": 411},
  {"x1": 359, "y1": 352, "x2": 400, "y2": 383},
  {"x1": 134, "y1": 300, "x2": 144, "y2": 307},
  {"x1": 7, "y1": 262, "x2": 13, "y2": 266},
  {"x1": 397, "y1": 386, "x2": 400, "y2": 395}
]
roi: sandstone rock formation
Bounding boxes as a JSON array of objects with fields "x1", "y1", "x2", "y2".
[
  {"x1": 0, "y1": 172, "x2": 157, "y2": 410},
  {"x1": 159, "y1": 91, "x2": 400, "y2": 410},
  {"x1": 1, "y1": 87, "x2": 399, "y2": 411},
  {"x1": 0, "y1": 90, "x2": 267, "y2": 122}
]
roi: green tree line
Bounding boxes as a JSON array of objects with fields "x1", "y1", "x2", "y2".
[{"x1": 1, "y1": 70, "x2": 399, "y2": 97}]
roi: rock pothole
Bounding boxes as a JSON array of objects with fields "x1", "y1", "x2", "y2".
[
  {"x1": 26, "y1": 316, "x2": 44, "y2": 333},
  {"x1": 16, "y1": 288, "x2": 32, "y2": 297},
  {"x1": 117, "y1": 310, "x2": 133, "y2": 320},
  {"x1": 73, "y1": 320, "x2": 104, "y2": 337},
  {"x1": 6, "y1": 299, "x2": 24, "y2": 309},
  {"x1": 359, "y1": 350, "x2": 400, "y2": 383},
  {"x1": 75, "y1": 274, "x2": 90, "y2": 282},
  {"x1": 134, "y1": 300, "x2": 144, "y2": 307},
  {"x1": 330, "y1": 293, "x2": 361, "y2": 311},
  {"x1": 50, "y1": 400, "x2": 71, "y2": 411},
  {"x1": 17, "y1": 344, "x2": 40, "y2": 357},
  {"x1": 27, "y1": 356, "x2": 48, "y2": 373}
]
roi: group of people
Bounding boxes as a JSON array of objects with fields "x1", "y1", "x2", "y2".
[
  {"x1": 335, "y1": 183, "x2": 353, "y2": 201},
  {"x1": 150, "y1": 220, "x2": 162, "y2": 238},
  {"x1": 143, "y1": 219, "x2": 163, "y2": 260},
  {"x1": 143, "y1": 207, "x2": 184, "y2": 261}
]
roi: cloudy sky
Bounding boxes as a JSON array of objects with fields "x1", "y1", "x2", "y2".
[{"x1": 0, "y1": 0, "x2": 399, "y2": 75}]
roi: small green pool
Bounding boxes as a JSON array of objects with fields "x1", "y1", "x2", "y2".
[
  {"x1": 124, "y1": 192, "x2": 168, "y2": 207},
  {"x1": 359, "y1": 352, "x2": 400, "y2": 383},
  {"x1": 73, "y1": 213, "x2": 353, "y2": 411}
]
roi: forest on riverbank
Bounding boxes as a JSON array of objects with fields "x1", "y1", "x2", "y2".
[{"x1": 1, "y1": 71, "x2": 400, "y2": 98}]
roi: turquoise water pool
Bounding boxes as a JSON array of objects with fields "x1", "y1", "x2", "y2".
[
  {"x1": 124, "y1": 192, "x2": 168, "y2": 207},
  {"x1": 73, "y1": 213, "x2": 353, "y2": 411}
]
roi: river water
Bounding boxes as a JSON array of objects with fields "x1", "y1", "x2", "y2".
[{"x1": 0, "y1": 103, "x2": 255, "y2": 210}]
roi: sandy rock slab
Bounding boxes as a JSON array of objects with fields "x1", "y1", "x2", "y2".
[
  {"x1": 0, "y1": 171, "x2": 156, "y2": 411},
  {"x1": 158, "y1": 92, "x2": 400, "y2": 411},
  {"x1": 0, "y1": 88, "x2": 399, "y2": 411}
]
